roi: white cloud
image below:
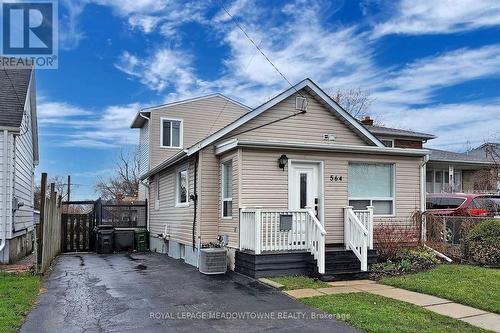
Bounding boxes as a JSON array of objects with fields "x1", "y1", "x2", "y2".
[
  {"x1": 115, "y1": 49, "x2": 199, "y2": 93},
  {"x1": 370, "y1": 45, "x2": 500, "y2": 108},
  {"x1": 128, "y1": 15, "x2": 162, "y2": 33},
  {"x1": 372, "y1": 0, "x2": 500, "y2": 38},
  {"x1": 38, "y1": 100, "x2": 140, "y2": 148},
  {"x1": 372, "y1": 101, "x2": 500, "y2": 151},
  {"x1": 59, "y1": 0, "x2": 87, "y2": 50}
]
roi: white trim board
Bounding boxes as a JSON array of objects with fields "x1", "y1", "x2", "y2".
[{"x1": 215, "y1": 139, "x2": 430, "y2": 157}]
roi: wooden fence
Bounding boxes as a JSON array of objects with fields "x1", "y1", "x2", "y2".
[{"x1": 36, "y1": 173, "x2": 63, "y2": 274}]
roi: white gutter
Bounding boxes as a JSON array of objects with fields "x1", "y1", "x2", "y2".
[
  {"x1": 215, "y1": 139, "x2": 430, "y2": 157},
  {"x1": 1, "y1": 130, "x2": 9, "y2": 252}
]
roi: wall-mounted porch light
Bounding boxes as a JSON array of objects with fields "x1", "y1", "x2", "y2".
[{"x1": 278, "y1": 154, "x2": 288, "y2": 171}]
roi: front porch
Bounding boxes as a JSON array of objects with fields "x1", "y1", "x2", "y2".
[{"x1": 235, "y1": 207, "x2": 378, "y2": 281}]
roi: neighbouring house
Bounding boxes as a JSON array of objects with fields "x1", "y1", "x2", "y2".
[
  {"x1": 360, "y1": 117, "x2": 499, "y2": 194},
  {"x1": 0, "y1": 66, "x2": 39, "y2": 264},
  {"x1": 131, "y1": 79, "x2": 430, "y2": 280}
]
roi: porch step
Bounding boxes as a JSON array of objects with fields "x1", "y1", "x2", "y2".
[
  {"x1": 318, "y1": 270, "x2": 369, "y2": 282},
  {"x1": 317, "y1": 249, "x2": 378, "y2": 281}
]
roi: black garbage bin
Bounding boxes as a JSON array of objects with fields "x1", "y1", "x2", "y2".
[
  {"x1": 114, "y1": 228, "x2": 135, "y2": 252},
  {"x1": 96, "y1": 228, "x2": 114, "y2": 254}
]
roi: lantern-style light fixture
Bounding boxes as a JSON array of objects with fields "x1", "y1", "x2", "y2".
[{"x1": 278, "y1": 154, "x2": 288, "y2": 171}]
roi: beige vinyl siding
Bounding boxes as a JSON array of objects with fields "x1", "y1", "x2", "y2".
[
  {"x1": 240, "y1": 148, "x2": 423, "y2": 244},
  {"x1": 149, "y1": 96, "x2": 248, "y2": 168},
  {"x1": 148, "y1": 159, "x2": 196, "y2": 245},
  {"x1": 138, "y1": 121, "x2": 149, "y2": 199},
  {"x1": 217, "y1": 150, "x2": 239, "y2": 248},
  {"x1": 198, "y1": 146, "x2": 219, "y2": 243},
  {"x1": 228, "y1": 90, "x2": 368, "y2": 146}
]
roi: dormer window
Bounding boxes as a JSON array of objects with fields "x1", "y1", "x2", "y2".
[{"x1": 161, "y1": 118, "x2": 183, "y2": 148}]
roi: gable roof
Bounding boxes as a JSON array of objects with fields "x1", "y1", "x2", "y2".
[
  {"x1": 0, "y1": 67, "x2": 32, "y2": 128},
  {"x1": 130, "y1": 93, "x2": 251, "y2": 128},
  {"x1": 186, "y1": 78, "x2": 385, "y2": 155},
  {"x1": 141, "y1": 79, "x2": 388, "y2": 180},
  {"x1": 365, "y1": 125, "x2": 436, "y2": 140}
]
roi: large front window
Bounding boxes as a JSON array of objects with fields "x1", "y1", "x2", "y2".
[
  {"x1": 348, "y1": 163, "x2": 395, "y2": 215},
  {"x1": 161, "y1": 118, "x2": 182, "y2": 148},
  {"x1": 222, "y1": 160, "x2": 233, "y2": 218}
]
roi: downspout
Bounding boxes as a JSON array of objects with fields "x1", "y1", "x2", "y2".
[
  {"x1": 0, "y1": 130, "x2": 9, "y2": 252},
  {"x1": 191, "y1": 153, "x2": 199, "y2": 250}
]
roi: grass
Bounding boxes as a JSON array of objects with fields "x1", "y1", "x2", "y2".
[
  {"x1": 267, "y1": 275, "x2": 329, "y2": 290},
  {"x1": 301, "y1": 292, "x2": 489, "y2": 333},
  {"x1": 0, "y1": 273, "x2": 41, "y2": 333},
  {"x1": 381, "y1": 264, "x2": 500, "y2": 313}
]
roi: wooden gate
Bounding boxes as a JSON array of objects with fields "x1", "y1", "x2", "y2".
[{"x1": 61, "y1": 201, "x2": 96, "y2": 252}]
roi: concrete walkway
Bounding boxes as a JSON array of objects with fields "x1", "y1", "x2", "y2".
[{"x1": 283, "y1": 280, "x2": 500, "y2": 332}]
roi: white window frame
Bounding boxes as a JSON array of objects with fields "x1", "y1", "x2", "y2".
[
  {"x1": 348, "y1": 162, "x2": 396, "y2": 217},
  {"x1": 175, "y1": 166, "x2": 189, "y2": 207},
  {"x1": 154, "y1": 175, "x2": 160, "y2": 210},
  {"x1": 160, "y1": 117, "x2": 183, "y2": 149},
  {"x1": 221, "y1": 159, "x2": 233, "y2": 219}
]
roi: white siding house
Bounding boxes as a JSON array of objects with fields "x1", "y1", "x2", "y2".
[{"x1": 0, "y1": 67, "x2": 39, "y2": 263}]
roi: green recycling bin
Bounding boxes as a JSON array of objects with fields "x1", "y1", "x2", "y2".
[{"x1": 135, "y1": 229, "x2": 149, "y2": 252}]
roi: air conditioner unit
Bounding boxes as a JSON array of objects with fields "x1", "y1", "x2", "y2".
[
  {"x1": 199, "y1": 248, "x2": 227, "y2": 275},
  {"x1": 295, "y1": 96, "x2": 308, "y2": 111}
]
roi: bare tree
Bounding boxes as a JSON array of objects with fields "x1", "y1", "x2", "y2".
[
  {"x1": 34, "y1": 175, "x2": 67, "y2": 210},
  {"x1": 331, "y1": 88, "x2": 374, "y2": 120},
  {"x1": 95, "y1": 149, "x2": 140, "y2": 201}
]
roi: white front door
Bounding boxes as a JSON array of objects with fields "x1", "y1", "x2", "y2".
[{"x1": 289, "y1": 162, "x2": 321, "y2": 221}]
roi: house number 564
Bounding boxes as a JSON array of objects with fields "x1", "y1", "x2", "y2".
[{"x1": 330, "y1": 175, "x2": 343, "y2": 182}]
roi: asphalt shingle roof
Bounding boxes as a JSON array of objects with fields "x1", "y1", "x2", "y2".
[
  {"x1": 428, "y1": 148, "x2": 494, "y2": 163},
  {"x1": 0, "y1": 66, "x2": 32, "y2": 128},
  {"x1": 365, "y1": 125, "x2": 436, "y2": 140}
]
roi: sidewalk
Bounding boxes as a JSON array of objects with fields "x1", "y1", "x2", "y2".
[{"x1": 283, "y1": 280, "x2": 500, "y2": 332}]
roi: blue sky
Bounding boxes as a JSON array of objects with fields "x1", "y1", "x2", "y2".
[{"x1": 36, "y1": 0, "x2": 500, "y2": 199}]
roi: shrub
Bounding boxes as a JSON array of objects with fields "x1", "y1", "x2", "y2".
[
  {"x1": 374, "y1": 222, "x2": 421, "y2": 261},
  {"x1": 466, "y1": 220, "x2": 500, "y2": 267},
  {"x1": 370, "y1": 247, "x2": 439, "y2": 277}
]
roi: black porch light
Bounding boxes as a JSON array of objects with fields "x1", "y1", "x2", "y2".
[{"x1": 278, "y1": 154, "x2": 288, "y2": 171}]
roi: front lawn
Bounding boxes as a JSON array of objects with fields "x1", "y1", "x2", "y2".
[
  {"x1": 268, "y1": 275, "x2": 329, "y2": 290},
  {"x1": 381, "y1": 264, "x2": 500, "y2": 313},
  {"x1": 301, "y1": 292, "x2": 489, "y2": 333},
  {"x1": 0, "y1": 273, "x2": 41, "y2": 333}
]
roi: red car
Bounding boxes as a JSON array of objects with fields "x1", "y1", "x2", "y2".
[{"x1": 426, "y1": 193, "x2": 500, "y2": 218}]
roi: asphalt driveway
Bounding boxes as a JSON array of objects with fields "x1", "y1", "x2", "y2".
[{"x1": 21, "y1": 253, "x2": 358, "y2": 333}]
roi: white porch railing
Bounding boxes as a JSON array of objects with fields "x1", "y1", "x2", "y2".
[
  {"x1": 239, "y1": 208, "x2": 326, "y2": 274},
  {"x1": 344, "y1": 206, "x2": 374, "y2": 271}
]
